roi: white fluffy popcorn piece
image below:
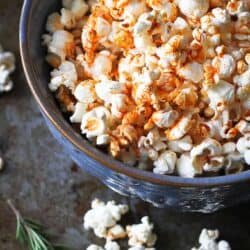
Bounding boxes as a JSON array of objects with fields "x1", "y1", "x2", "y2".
[
  {"x1": 126, "y1": 217, "x2": 157, "y2": 248},
  {"x1": 0, "y1": 45, "x2": 15, "y2": 93},
  {"x1": 95, "y1": 78, "x2": 125, "y2": 103},
  {"x1": 87, "y1": 245, "x2": 104, "y2": 250},
  {"x1": 104, "y1": 241, "x2": 120, "y2": 250},
  {"x1": 46, "y1": 13, "x2": 64, "y2": 33},
  {"x1": 96, "y1": 134, "x2": 110, "y2": 146},
  {"x1": 83, "y1": 199, "x2": 129, "y2": 239},
  {"x1": 89, "y1": 52, "x2": 113, "y2": 80},
  {"x1": 61, "y1": 8, "x2": 76, "y2": 29},
  {"x1": 74, "y1": 80, "x2": 96, "y2": 103},
  {"x1": 206, "y1": 80, "x2": 235, "y2": 110},
  {"x1": 122, "y1": 0, "x2": 149, "y2": 21},
  {"x1": 168, "y1": 135, "x2": 193, "y2": 153},
  {"x1": 191, "y1": 138, "x2": 224, "y2": 173},
  {"x1": 96, "y1": 17, "x2": 112, "y2": 38},
  {"x1": 234, "y1": 68, "x2": 250, "y2": 87},
  {"x1": 153, "y1": 150, "x2": 177, "y2": 175},
  {"x1": 48, "y1": 30, "x2": 74, "y2": 60},
  {"x1": 70, "y1": 102, "x2": 87, "y2": 123},
  {"x1": 177, "y1": 153, "x2": 197, "y2": 178},
  {"x1": 177, "y1": 0, "x2": 209, "y2": 18},
  {"x1": 211, "y1": 7, "x2": 230, "y2": 26},
  {"x1": 226, "y1": 0, "x2": 245, "y2": 15},
  {"x1": 236, "y1": 134, "x2": 250, "y2": 164},
  {"x1": 81, "y1": 106, "x2": 111, "y2": 139},
  {"x1": 212, "y1": 54, "x2": 236, "y2": 79},
  {"x1": 152, "y1": 109, "x2": 179, "y2": 129},
  {"x1": 62, "y1": 0, "x2": 89, "y2": 19},
  {"x1": 178, "y1": 62, "x2": 204, "y2": 83},
  {"x1": 192, "y1": 228, "x2": 231, "y2": 250},
  {"x1": 110, "y1": 94, "x2": 128, "y2": 118},
  {"x1": 49, "y1": 61, "x2": 77, "y2": 91}
]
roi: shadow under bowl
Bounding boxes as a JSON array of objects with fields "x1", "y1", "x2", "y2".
[{"x1": 20, "y1": 0, "x2": 250, "y2": 213}]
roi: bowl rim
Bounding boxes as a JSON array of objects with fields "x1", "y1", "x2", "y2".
[{"x1": 19, "y1": 0, "x2": 250, "y2": 188}]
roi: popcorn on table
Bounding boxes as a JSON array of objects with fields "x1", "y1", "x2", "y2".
[
  {"x1": 43, "y1": 0, "x2": 250, "y2": 177},
  {"x1": 83, "y1": 198, "x2": 128, "y2": 239},
  {"x1": 0, "y1": 44, "x2": 15, "y2": 93},
  {"x1": 191, "y1": 228, "x2": 231, "y2": 250},
  {"x1": 126, "y1": 216, "x2": 157, "y2": 248}
]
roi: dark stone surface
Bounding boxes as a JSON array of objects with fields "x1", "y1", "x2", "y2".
[{"x1": 0, "y1": 1, "x2": 250, "y2": 250}]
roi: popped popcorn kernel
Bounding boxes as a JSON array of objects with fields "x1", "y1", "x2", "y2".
[{"x1": 43, "y1": 0, "x2": 250, "y2": 177}]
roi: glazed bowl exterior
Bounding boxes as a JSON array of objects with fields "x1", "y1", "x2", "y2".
[{"x1": 20, "y1": 0, "x2": 250, "y2": 213}]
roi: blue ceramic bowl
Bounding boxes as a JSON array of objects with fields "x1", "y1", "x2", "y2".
[{"x1": 20, "y1": 0, "x2": 250, "y2": 213}]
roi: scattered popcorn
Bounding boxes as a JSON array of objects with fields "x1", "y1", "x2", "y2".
[
  {"x1": 0, "y1": 44, "x2": 15, "y2": 93},
  {"x1": 83, "y1": 198, "x2": 129, "y2": 238},
  {"x1": 126, "y1": 217, "x2": 157, "y2": 248},
  {"x1": 191, "y1": 228, "x2": 231, "y2": 250},
  {"x1": 43, "y1": 0, "x2": 250, "y2": 177}
]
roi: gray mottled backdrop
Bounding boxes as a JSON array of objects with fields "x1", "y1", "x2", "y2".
[{"x1": 0, "y1": 1, "x2": 250, "y2": 250}]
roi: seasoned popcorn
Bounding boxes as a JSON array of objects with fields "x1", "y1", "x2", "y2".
[
  {"x1": 44, "y1": 0, "x2": 250, "y2": 177},
  {"x1": 0, "y1": 44, "x2": 15, "y2": 93},
  {"x1": 192, "y1": 228, "x2": 231, "y2": 250}
]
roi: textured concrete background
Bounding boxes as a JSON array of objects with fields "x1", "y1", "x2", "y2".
[{"x1": 1, "y1": 1, "x2": 250, "y2": 250}]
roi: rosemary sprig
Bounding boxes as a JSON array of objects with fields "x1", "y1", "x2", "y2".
[{"x1": 7, "y1": 200, "x2": 71, "y2": 250}]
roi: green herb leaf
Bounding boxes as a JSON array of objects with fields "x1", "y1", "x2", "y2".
[{"x1": 7, "y1": 200, "x2": 72, "y2": 250}]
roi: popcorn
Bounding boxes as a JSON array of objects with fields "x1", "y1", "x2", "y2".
[
  {"x1": 74, "y1": 80, "x2": 96, "y2": 103},
  {"x1": 151, "y1": 109, "x2": 179, "y2": 129},
  {"x1": 62, "y1": 0, "x2": 89, "y2": 19},
  {"x1": 0, "y1": 45, "x2": 15, "y2": 93},
  {"x1": 95, "y1": 78, "x2": 125, "y2": 104},
  {"x1": 178, "y1": 62, "x2": 204, "y2": 83},
  {"x1": 46, "y1": 13, "x2": 64, "y2": 33},
  {"x1": 70, "y1": 102, "x2": 87, "y2": 123},
  {"x1": 236, "y1": 134, "x2": 250, "y2": 164},
  {"x1": 61, "y1": 8, "x2": 76, "y2": 29},
  {"x1": 81, "y1": 106, "x2": 111, "y2": 139},
  {"x1": 44, "y1": 0, "x2": 250, "y2": 176},
  {"x1": 165, "y1": 113, "x2": 194, "y2": 141},
  {"x1": 48, "y1": 30, "x2": 75, "y2": 60},
  {"x1": 153, "y1": 150, "x2": 177, "y2": 175},
  {"x1": 83, "y1": 198, "x2": 129, "y2": 238},
  {"x1": 168, "y1": 135, "x2": 193, "y2": 153},
  {"x1": 191, "y1": 228, "x2": 231, "y2": 250},
  {"x1": 87, "y1": 245, "x2": 104, "y2": 250},
  {"x1": 206, "y1": 80, "x2": 235, "y2": 110},
  {"x1": 126, "y1": 217, "x2": 157, "y2": 248},
  {"x1": 191, "y1": 138, "x2": 224, "y2": 173},
  {"x1": 86, "y1": 242, "x2": 120, "y2": 250},
  {"x1": 88, "y1": 52, "x2": 113, "y2": 80},
  {"x1": 177, "y1": 0, "x2": 209, "y2": 18},
  {"x1": 234, "y1": 68, "x2": 250, "y2": 87},
  {"x1": 212, "y1": 54, "x2": 236, "y2": 79},
  {"x1": 177, "y1": 153, "x2": 197, "y2": 178},
  {"x1": 104, "y1": 241, "x2": 120, "y2": 250},
  {"x1": 49, "y1": 61, "x2": 77, "y2": 91}
]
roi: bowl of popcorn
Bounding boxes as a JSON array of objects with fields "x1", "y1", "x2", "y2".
[{"x1": 20, "y1": 0, "x2": 250, "y2": 212}]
